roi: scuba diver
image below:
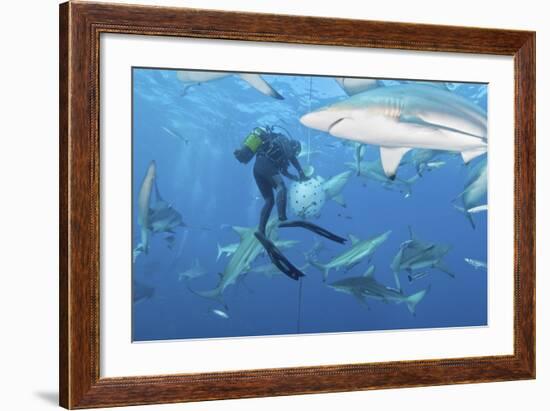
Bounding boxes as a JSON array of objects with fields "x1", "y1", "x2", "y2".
[{"x1": 234, "y1": 126, "x2": 347, "y2": 280}]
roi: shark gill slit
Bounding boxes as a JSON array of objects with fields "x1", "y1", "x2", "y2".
[{"x1": 327, "y1": 117, "x2": 348, "y2": 134}]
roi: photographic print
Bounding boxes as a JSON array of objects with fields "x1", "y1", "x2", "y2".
[{"x1": 131, "y1": 68, "x2": 488, "y2": 342}]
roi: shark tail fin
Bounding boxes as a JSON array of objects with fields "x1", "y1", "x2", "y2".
[
  {"x1": 308, "y1": 258, "x2": 330, "y2": 282},
  {"x1": 452, "y1": 204, "x2": 476, "y2": 229},
  {"x1": 406, "y1": 285, "x2": 431, "y2": 315},
  {"x1": 238, "y1": 73, "x2": 284, "y2": 100},
  {"x1": 186, "y1": 279, "x2": 224, "y2": 306}
]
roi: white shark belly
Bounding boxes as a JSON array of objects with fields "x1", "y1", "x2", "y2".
[{"x1": 330, "y1": 115, "x2": 486, "y2": 153}]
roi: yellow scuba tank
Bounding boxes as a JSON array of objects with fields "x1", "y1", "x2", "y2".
[
  {"x1": 234, "y1": 127, "x2": 267, "y2": 164},
  {"x1": 243, "y1": 127, "x2": 265, "y2": 152}
]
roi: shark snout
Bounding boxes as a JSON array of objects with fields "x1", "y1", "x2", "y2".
[{"x1": 300, "y1": 108, "x2": 347, "y2": 133}]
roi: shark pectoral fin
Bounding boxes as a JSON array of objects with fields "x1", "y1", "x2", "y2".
[
  {"x1": 232, "y1": 226, "x2": 249, "y2": 239},
  {"x1": 363, "y1": 265, "x2": 375, "y2": 278},
  {"x1": 405, "y1": 285, "x2": 431, "y2": 315},
  {"x1": 238, "y1": 74, "x2": 284, "y2": 100},
  {"x1": 332, "y1": 194, "x2": 346, "y2": 207},
  {"x1": 349, "y1": 234, "x2": 360, "y2": 245},
  {"x1": 392, "y1": 271, "x2": 402, "y2": 292},
  {"x1": 308, "y1": 258, "x2": 330, "y2": 282},
  {"x1": 351, "y1": 291, "x2": 370, "y2": 309},
  {"x1": 380, "y1": 147, "x2": 412, "y2": 178},
  {"x1": 461, "y1": 148, "x2": 486, "y2": 164},
  {"x1": 436, "y1": 262, "x2": 456, "y2": 278}
]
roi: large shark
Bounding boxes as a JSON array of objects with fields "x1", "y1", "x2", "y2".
[
  {"x1": 320, "y1": 170, "x2": 353, "y2": 207},
  {"x1": 309, "y1": 231, "x2": 391, "y2": 281},
  {"x1": 300, "y1": 83, "x2": 487, "y2": 178},
  {"x1": 346, "y1": 159, "x2": 418, "y2": 198},
  {"x1": 193, "y1": 219, "x2": 279, "y2": 303},
  {"x1": 133, "y1": 162, "x2": 185, "y2": 262},
  {"x1": 328, "y1": 266, "x2": 430, "y2": 315},
  {"x1": 391, "y1": 228, "x2": 454, "y2": 289},
  {"x1": 452, "y1": 155, "x2": 487, "y2": 228},
  {"x1": 176, "y1": 70, "x2": 284, "y2": 100}
]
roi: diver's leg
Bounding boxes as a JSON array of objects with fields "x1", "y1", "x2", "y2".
[
  {"x1": 259, "y1": 195, "x2": 274, "y2": 235},
  {"x1": 254, "y1": 169, "x2": 275, "y2": 235},
  {"x1": 273, "y1": 175, "x2": 288, "y2": 222}
]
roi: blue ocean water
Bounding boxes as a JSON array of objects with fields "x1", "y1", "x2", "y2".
[{"x1": 132, "y1": 68, "x2": 487, "y2": 342}]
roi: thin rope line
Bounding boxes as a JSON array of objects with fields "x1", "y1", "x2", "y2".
[
  {"x1": 307, "y1": 76, "x2": 312, "y2": 165},
  {"x1": 296, "y1": 277, "x2": 303, "y2": 333}
]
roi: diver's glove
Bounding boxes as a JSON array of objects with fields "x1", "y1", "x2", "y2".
[{"x1": 298, "y1": 171, "x2": 310, "y2": 182}]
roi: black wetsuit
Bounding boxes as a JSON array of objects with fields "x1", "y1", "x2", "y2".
[{"x1": 253, "y1": 136, "x2": 304, "y2": 235}]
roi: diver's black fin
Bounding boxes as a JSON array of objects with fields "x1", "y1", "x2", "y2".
[
  {"x1": 254, "y1": 232, "x2": 305, "y2": 281},
  {"x1": 279, "y1": 220, "x2": 347, "y2": 244}
]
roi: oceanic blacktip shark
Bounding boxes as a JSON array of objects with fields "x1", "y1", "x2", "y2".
[
  {"x1": 346, "y1": 159, "x2": 418, "y2": 198},
  {"x1": 391, "y1": 228, "x2": 454, "y2": 289},
  {"x1": 176, "y1": 70, "x2": 284, "y2": 100},
  {"x1": 309, "y1": 231, "x2": 391, "y2": 281},
  {"x1": 452, "y1": 155, "x2": 487, "y2": 228},
  {"x1": 320, "y1": 170, "x2": 353, "y2": 207},
  {"x1": 300, "y1": 83, "x2": 487, "y2": 178},
  {"x1": 328, "y1": 266, "x2": 430, "y2": 315},
  {"x1": 192, "y1": 219, "x2": 279, "y2": 303},
  {"x1": 133, "y1": 161, "x2": 186, "y2": 262},
  {"x1": 161, "y1": 126, "x2": 189, "y2": 145},
  {"x1": 178, "y1": 259, "x2": 208, "y2": 281},
  {"x1": 406, "y1": 149, "x2": 451, "y2": 176},
  {"x1": 216, "y1": 239, "x2": 299, "y2": 261},
  {"x1": 216, "y1": 243, "x2": 239, "y2": 261}
]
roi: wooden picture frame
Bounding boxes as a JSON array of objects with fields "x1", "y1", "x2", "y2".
[{"x1": 59, "y1": 1, "x2": 535, "y2": 408}]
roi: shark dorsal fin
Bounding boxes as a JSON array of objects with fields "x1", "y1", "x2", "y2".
[
  {"x1": 349, "y1": 234, "x2": 360, "y2": 245},
  {"x1": 363, "y1": 265, "x2": 375, "y2": 278},
  {"x1": 153, "y1": 179, "x2": 164, "y2": 203},
  {"x1": 232, "y1": 226, "x2": 249, "y2": 239},
  {"x1": 408, "y1": 226, "x2": 415, "y2": 240}
]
